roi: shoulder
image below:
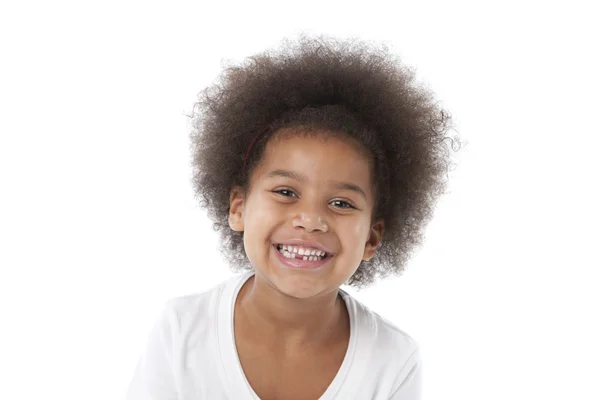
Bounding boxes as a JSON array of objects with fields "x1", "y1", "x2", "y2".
[
  {"x1": 341, "y1": 291, "x2": 421, "y2": 395},
  {"x1": 164, "y1": 287, "x2": 219, "y2": 324},
  {"x1": 127, "y1": 275, "x2": 247, "y2": 399},
  {"x1": 343, "y1": 290, "x2": 419, "y2": 354},
  {"x1": 160, "y1": 274, "x2": 241, "y2": 335}
]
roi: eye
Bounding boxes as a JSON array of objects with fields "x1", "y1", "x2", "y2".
[
  {"x1": 330, "y1": 200, "x2": 356, "y2": 209},
  {"x1": 274, "y1": 189, "x2": 297, "y2": 198}
]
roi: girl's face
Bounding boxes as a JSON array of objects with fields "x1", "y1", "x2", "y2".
[{"x1": 229, "y1": 130, "x2": 384, "y2": 299}]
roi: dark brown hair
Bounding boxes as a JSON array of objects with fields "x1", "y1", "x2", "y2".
[{"x1": 189, "y1": 35, "x2": 460, "y2": 289}]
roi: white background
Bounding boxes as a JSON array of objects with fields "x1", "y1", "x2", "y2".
[{"x1": 1, "y1": 0, "x2": 598, "y2": 399}]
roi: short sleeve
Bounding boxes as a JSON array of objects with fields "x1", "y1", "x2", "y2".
[
  {"x1": 388, "y1": 347, "x2": 422, "y2": 400},
  {"x1": 126, "y1": 303, "x2": 180, "y2": 400}
]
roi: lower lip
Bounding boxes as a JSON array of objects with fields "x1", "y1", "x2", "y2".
[{"x1": 273, "y1": 245, "x2": 332, "y2": 270}]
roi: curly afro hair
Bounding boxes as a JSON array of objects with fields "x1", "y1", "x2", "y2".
[{"x1": 189, "y1": 34, "x2": 460, "y2": 289}]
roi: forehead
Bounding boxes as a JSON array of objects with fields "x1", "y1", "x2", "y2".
[{"x1": 254, "y1": 129, "x2": 374, "y2": 189}]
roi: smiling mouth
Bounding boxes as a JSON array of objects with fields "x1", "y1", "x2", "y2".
[{"x1": 274, "y1": 244, "x2": 330, "y2": 261}]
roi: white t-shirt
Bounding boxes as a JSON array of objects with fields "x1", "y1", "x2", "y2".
[{"x1": 127, "y1": 271, "x2": 421, "y2": 399}]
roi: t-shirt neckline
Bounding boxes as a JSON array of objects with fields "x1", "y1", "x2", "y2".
[{"x1": 217, "y1": 270, "x2": 358, "y2": 400}]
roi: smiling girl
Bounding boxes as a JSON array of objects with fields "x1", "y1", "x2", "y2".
[{"x1": 127, "y1": 35, "x2": 458, "y2": 400}]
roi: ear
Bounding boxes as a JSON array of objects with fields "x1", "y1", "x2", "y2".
[
  {"x1": 362, "y1": 219, "x2": 385, "y2": 261},
  {"x1": 228, "y1": 186, "x2": 246, "y2": 232}
]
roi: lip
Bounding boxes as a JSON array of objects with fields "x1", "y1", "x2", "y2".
[
  {"x1": 272, "y1": 244, "x2": 333, "y2": 270},
  {"x1": 274, "y1": 239, "x2": 334, "y2": 255}
]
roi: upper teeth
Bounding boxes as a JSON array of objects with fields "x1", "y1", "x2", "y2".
[{"x1": 278, "y1": 245, "x2": 327, "y2": 257}]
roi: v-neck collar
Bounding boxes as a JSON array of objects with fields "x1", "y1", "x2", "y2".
[{"x1": 217, "y1": 271, "x2": 359, "y2": 400}]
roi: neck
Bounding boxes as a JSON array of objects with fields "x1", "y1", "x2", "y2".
[{"x1": 236, "y1": 273, "x2": 346, "y2": 348}]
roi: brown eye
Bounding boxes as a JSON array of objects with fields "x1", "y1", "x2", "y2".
[
  {"x1": 274, "y1": 189, "x2": 297, "y2": 198},
  {"x1": 330, "y1": 200, "x2": 355, "y2": 209}
]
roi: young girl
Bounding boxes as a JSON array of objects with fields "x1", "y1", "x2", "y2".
[{"x1": 127, "y1": 35, "x2": 456, "y2": 400}]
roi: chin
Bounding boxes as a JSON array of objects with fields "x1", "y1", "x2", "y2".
[{"x1": 267, "y1": 271, "x2": 338, "y2": 300}]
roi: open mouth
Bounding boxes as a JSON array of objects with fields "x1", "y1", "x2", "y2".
[{"x1": 274, "y1": 244, "x2": 330, "y2": 261}]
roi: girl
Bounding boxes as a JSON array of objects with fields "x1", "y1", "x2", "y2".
[{"x1": 127, "y1": 35, "x2": 457, "y2": 400}]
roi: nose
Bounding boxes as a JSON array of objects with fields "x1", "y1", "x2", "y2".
[{"x1": 291, "y1": 212, "x2": 328, "y2": 233}]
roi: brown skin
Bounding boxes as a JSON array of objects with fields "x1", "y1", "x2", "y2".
[
  {"x1": 192, "y1": 36, "x2": 457, "y2": 289},
  {"x1": 228, "y1": 129, "x2": 384, "y2": 350},
  {"x1": 228, "y1": 129, "x2": 385, "y2": 399}
]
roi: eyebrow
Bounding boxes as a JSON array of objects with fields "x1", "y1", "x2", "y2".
[{"x1": 265, "y1": 169, "x2": 367, "y2": 200}]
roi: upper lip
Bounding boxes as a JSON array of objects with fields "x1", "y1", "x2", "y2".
[{"x1": 274, "y1": 240, "x2": 335, "y2": 255}]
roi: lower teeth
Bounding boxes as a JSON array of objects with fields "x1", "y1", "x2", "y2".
[{"x1": 277, "y1": 246, "x2": 324, "y2": 261}]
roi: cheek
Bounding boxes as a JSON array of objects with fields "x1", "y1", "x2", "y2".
[
  {"x1": 244, "y1": 197, "x2": 282, "y2": 237},
  {"x1": 340, "y1": 218, "x2": 371, "y2": 247}
]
